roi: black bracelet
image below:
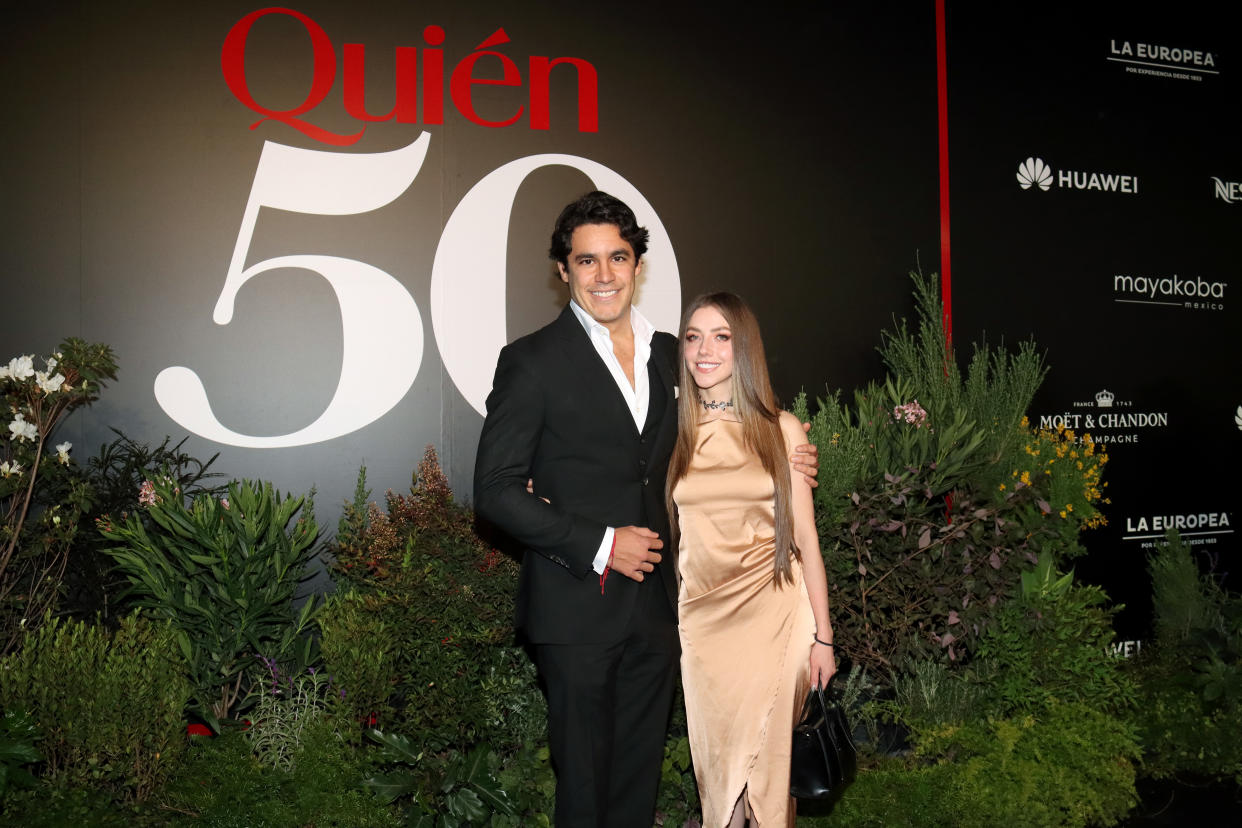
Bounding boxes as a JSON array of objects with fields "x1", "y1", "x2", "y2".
[{"x1": 814, "y1": 635, "x2": 834, "y2": 647}]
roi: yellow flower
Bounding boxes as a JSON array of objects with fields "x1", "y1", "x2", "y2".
[
  {"x1": 1020, "y1": 471, "x2": 1032, "y2": 485},
  {"x1": 999, "y1": 483, "x2": 1007, "y2": 491},
  {"x1": 1066, "y1": 503, "x2": 1074, "y2": 512},
  {"x1": 1059, "y1": 510, "x2": 1067, "y2": 519}
]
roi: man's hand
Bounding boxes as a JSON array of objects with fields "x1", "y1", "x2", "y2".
[
  {"x1": 790, "y1": 422, "x2": 819, "y2": 488},
  {"x1": 612, "y1": 526, "x2": 663, "y2": 582}
]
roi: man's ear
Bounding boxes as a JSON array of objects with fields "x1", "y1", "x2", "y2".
[{"x1": 557, "y1": 262, "x2": 569, "y2": 284}]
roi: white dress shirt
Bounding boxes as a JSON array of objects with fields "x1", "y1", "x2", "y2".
[{"x1": 568, "y1": 300, "x2": 656, "y2": 574}]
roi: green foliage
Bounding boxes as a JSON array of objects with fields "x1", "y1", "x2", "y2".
[
  {"x1": 363, "y1": 730, "x2": 536, "y2": 826},
  {"x1": 878, "y1": 270, "x2": 1046, "y2": 492},
  {"x1": 326, "y1": 449, "x2": 545, "y2": 755},
  {"x1": 245, "y1": 663, "x2": 337, "y2": 771},
  {"x1": 161, "y1": 723, "x2": 399, "y2": 826},
  {"x1": 319, "y1": 588, "x2": 400, "y2": 733},
  {"x1": 803, "y1": 756, "x2": 958, "y2": 827},
  {"x1": 0, "y1": 710, "x2": 41, "y2": 796},
  {"x1": 969, "y1": 562, "x2": 1136, "y2": 717},
  {"x1": 654, "y1": 734, "x2": 699, "y2": 827},
  {"x1": 64, "y1": 429, "x2": 224, "y2": 620},
  {"x1": 914, "y1": 703, "x2": 1138, "y2": 828},
  {"x1": 0, "y1": 611, "x2": 190, "y2": 801},
  {"x1": 796, "y1": 272, "x2": 1105, "y2": 675},
  {"x1": 1125, "y1": 531, "x2": 1242, "y2": 784},
  {"x1": 100, "y1": 477, "x2": 321, "y2": 726},
  {"x1": 823, "y1": 465, "x2": 1057, "y2": 671},
  {"x1": 0, "y1": 338, "x2": 118, "y2": 652}
]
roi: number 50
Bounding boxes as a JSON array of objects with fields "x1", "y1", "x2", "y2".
[{"x1": 155, "y1": 135, "x2": 680, "y2": 448}]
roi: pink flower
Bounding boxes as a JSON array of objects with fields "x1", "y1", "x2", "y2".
[
  {"x1": 138, "y1": 480, "x2": 158, "y2": 507},
  {"x1": 892, "y1": 400, "x2": 929, "y2": 428}
]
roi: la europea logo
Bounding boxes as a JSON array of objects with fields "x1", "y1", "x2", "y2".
[{"x1": 1016, "y1": 157, "x2": 1139, "y2": 195}]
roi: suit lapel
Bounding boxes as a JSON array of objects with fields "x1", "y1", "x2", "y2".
[{"x1": 551, "y1": 306, "x2": 642, "y2": 438}]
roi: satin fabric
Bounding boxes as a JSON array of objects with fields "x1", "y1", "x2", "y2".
[{"x1": 674, "y1": 420, "x2": 814, "y2": 827}]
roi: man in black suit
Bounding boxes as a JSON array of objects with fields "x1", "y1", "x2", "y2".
[{"x1": 474, "y1": 191, "x2": 677, "y2": 827}]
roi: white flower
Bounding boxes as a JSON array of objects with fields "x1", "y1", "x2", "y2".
[
  {"x1": 7, "y1": 413, "x2": 37, "y2": 442},
  {"x1": 47, "y1": 356, "x2": 58, "y2": 371},
  {"x1": 0, "y1": 460, "x2": 22, "y2": 477},
  {"x1": 5, "y1": 356, "x2": 35, "y2": 381},
  {"x1": 36, "y1": 371, "x2": 65, "y2": 394},
  {"x1": 56, "y1": 441, "x2": 72, "y2": 464}
]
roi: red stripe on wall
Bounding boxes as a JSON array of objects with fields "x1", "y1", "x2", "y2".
[{"x1": 935, "y1": 0, "x2": 952, "y2": 343}]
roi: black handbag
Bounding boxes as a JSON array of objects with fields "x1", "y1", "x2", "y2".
[{"x1": 790, "y1": 678, "x2": 857, "y2": 802}]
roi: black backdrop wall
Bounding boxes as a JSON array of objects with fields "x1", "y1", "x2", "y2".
[{"x1": 0, "y1": 2, "x2": 1235, "y2": 635}]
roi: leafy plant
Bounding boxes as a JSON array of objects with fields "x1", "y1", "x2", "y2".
[
  {"x1": 326, "y1": 449, "x2": 544, "y2": 755},
  {"x1": 0, "y1": 611, "x2": 190, "y2": 801},
  {"x1": 1125, "y1": 530, "x2": 1242, "y2": 783},
  {"x1": 364, "y1": 730, "x2": 518, "y2": 826},
  {"x1": 0, "y1": 710, "x2": 40, "y2": 797},
  {"x1": 63, "y1": 430, "x2": 224, "y2": 620},
  {"x1": 162, "y1": 723, "x2": 398, "y2": 826},
  {"x1": 99, "y1": 477, "x2": 321, "y2": 726},
  {"x1": 653, "y1": 734, "x2": 699, "y2": 827},
  {"x1": 318, "y1": 588, "x2": 400, "y2": 735},
  {"x1": 245, "y1": 660, "x2": 338, "y2": 771},
  {"x1": 0, "y1": 338, "x2": 118, "y2": 651},
  {"x1": 912, "y1": 702, "x2": 1138, "y2": 828},
  {"x1": 967, "y1": 558, "x2": 1136, "y2": 717}
]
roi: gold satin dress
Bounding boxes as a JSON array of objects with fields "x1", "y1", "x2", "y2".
[{"x1": 673, "y1": 420, "x2": 815, "y2": 827}]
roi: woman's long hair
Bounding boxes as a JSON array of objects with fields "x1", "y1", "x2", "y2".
[{"x1": 665, "y1": 292, "x2": 799, "y2": 585}]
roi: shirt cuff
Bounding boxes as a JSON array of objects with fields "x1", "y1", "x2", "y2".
[{"x1": 591, "y1": 527, "x2": 616, "y2": 574}]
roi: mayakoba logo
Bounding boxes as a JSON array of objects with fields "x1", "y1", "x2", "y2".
[
  {"x1": 1016, "y1": 157, "x2": 1138, "y2": 194},
  {"x1": 1113, "y1": 272, "x2": 1227, "y2": 311}
]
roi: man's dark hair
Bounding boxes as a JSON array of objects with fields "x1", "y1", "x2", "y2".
[{"x1": 549, "y1": 190, "x2": 649, "y2": 266}]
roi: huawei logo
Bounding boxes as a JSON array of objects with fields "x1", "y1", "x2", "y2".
[
  {"x1": 1235, "y1": 404, "x2": 1242, "y2": 431},
  {"x1": 1017, "y1": 157, "x2": 1053, "y2": 191}
]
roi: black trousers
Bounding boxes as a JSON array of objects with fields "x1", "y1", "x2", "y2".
[{"x1": 534, "y1": 575, "x2": 679, "y2": 828}]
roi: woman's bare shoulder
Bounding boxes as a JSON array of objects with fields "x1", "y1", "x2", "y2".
[{"x1": 777, "y1": 409, "x2": 807, "y2": 448}]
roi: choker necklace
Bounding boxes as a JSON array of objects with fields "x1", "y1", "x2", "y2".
[{"x1": 700, "y1": 398, "x2": 734, "y2": 411}]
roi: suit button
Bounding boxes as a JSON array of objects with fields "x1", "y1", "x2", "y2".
[
  {"x1": 640, "y1": 437, "x2": 646, "y2": 444},
  {"x1": 639, "y1": 458, "x2": 647, "y2": 468},
  {"x1": 643, "y1": 477, "x2": 649, "y2": 486}
]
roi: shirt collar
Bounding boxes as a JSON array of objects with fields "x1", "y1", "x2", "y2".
[{"x1": 569, "y1": 300, "x2": 656, "y2": 346}]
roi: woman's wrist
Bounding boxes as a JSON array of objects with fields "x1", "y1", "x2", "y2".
[{"x1": 813, "y1": 634, "x2": 833, "y2": 647}]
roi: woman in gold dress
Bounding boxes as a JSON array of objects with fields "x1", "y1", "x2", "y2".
[{"x1": 666, "y1": 292, "x2": 836, "y2": 827}]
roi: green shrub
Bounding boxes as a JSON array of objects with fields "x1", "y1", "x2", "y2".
[
  {"x1": 100, "y1": 477, "x2": 321, "y2": 726},
  {"x1": 0, "y1": 709, "x2": 40, "y2": 797},
  {"x1": 915, "y1": 702, "x2": 1138, "y2": 828},
  {"x1": 318, "y1": 588, "x2": 400, "y2": 734},
  {"x1": 0, "y1": 611, "x2": 190, "y2": 801},
  {"x1": 969, "y1": 556, "x2": 1136, "y2": 718},
  {"x1": 1125, "y1": 530, "x2": 1242, "y2": 783},
  {"x1": 63, "y1": 430, "x2": 224, "y2": 620},
  {"x1": 327, "y1": 448, "x2": 546, "y2": 754},
  {"x1": 245, "y1": 662, "x2": 337, "y2": 771},
  {"x1": 792, "y1": 273, "x2": 1100, "y2": 674},
  {"x1": 161, "y1": 724, "x2": 398, "y2": 826},
  {"x1": 804, "y1": 756, "x2": 958, "y2": 827}
]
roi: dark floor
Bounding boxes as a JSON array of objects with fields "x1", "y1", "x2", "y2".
[{"x1": 1120, "y1": 777, "x2": 1242, "y2": 826}]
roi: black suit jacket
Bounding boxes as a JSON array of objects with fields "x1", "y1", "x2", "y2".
[{"x1": 474, "y1": 305, "x2": 679, "y2": 644}]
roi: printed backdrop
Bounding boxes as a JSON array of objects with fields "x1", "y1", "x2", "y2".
[{"x1": 0, "y1": 2, "x2": 1235, "y2": 633}]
